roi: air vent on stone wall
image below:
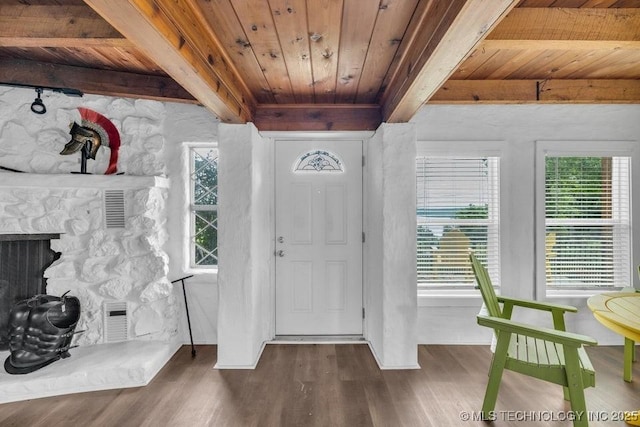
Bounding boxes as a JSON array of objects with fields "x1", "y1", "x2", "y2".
[
  {"x1": 103, "y1": 190, "x2": 125, "y2": 229},
  {"x1": 103, "y1": 301, "x2": 128, "y2": 343}
]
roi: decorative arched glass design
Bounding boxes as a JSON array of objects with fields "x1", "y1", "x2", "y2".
[{"x1": 293, "y1": 150, "x2": 344, "y2": 173}]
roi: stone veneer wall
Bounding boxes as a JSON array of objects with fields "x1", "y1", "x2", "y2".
[
  {"x1": 0, "y1": 87, "x2": 166, "y2": 176},
  {"x1": 0, "y1": 87, "x2": 176, "y2": 346}
]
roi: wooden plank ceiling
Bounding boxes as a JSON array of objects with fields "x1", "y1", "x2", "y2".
[{"x1": 0, "y1": 0, "x2": 638, "y2": 131}]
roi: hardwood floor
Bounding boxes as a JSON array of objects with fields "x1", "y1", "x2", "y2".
[{"x1": 0, "y1": 344, "x2": 637, "y2": 426}]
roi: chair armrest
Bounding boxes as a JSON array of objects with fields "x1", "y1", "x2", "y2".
[
  {"x1": 477, "y1": 315, "x2": 598, "y2": 347},
  {"x1": 497, "y1": 296, "x2": 578, "y2": 313}
]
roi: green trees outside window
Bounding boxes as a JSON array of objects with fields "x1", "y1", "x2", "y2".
[
  {"x1": 191, "y1": 146, "x2": 218, "y2": 267},
  {"x1": 545, "y1": 156, "x2": 630, "y2": 288}
]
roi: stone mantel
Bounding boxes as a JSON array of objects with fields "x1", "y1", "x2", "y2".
[{"x1": 0, "y1": 172, "x2": 168, "y2": 190}]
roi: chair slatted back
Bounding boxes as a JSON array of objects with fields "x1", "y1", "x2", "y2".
[{"x1": 469, "y1": 252, "x2": 502, "y2": 318}]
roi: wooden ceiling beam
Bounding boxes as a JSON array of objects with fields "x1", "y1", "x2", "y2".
[
  {"x1": 0, "y1": 58, "x2": 196, "y2": 103},
  {"x1": 488, "y1": 8, "x2": 640, "y2": 41},
  {"x1": 381, "y1": 0, "x2": 520, "y2": 123},
  {"x1": 83, "y1": 0, "x2": 254, "y2": 123},
  {"x1": 430, "y1": 79, "x2": 640, "y2": 103},
  {"x1": 254, "y1": 104, "x2": 382, "y2": 132},
  {"x1": 0, "y1": 4, "x2": 129, "y2": 48}
]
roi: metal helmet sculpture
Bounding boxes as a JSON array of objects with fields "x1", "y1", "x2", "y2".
[{"x1": 60, "y1": 107, "x2": 121, "y2": 174}]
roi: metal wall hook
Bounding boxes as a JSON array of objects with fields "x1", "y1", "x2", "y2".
[{"x1": 30, "y1": 87, "x2": 46, "y2": 114}]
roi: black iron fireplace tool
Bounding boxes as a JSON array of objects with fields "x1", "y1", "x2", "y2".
[{"x1": 171, "y1": 275, "x2": 196, "y2": 358}]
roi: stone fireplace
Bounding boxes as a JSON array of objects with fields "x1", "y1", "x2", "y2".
[{"x1": 0, "y1": 171, "x2": 180, "y2": 403}]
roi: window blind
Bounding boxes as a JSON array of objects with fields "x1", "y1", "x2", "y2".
[
  {"x1": 545, "y1": 156, "x2": 631, "y2": 288},
  {"x1": 416, "y1": 157, "x2": 500, "y2": 288}
]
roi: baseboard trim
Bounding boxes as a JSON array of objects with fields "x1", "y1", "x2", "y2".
[
  {"x1": 213, "y1": 340, "x2": 267, "y2": 370},
  {"x1": 367, "y1": 342, "x2": 421, "y2": 370}
]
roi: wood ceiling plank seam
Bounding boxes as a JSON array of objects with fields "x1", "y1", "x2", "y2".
[
  {"x1": 268, "y1": 0, "x2": 314, "y2": 104},
  {"x1": 383, "y1": 0, "x2": 521, "y2": 122},
  {"x1": 110, "y1": 46, "x2": 156, "y2": 74},
  {"x1": 464, "y1": 48, "x2": 522, "y2": 80},
  {"x1": 528, "y1": 48, "x2": 597, "y2": 80},
  {"x1": 306, "y1": 0, "x2": 344, "y2": 104},
  {"x1": 152, "y1": 0, "x2": 256, "y2": 115},
  {"x1": 334, "y1": 0, "x2": 380, "y2": 104},
  {"x1": 551, "y1": 0, "x2": 592, "y2": 7},
  {"x1": 450, "y1": 46, "x2": 502, "y2": 80},
  {"x1": 381, "y1": 0, "x2": 467, "y2": 119},
  {"x1": 612, "y1": 0, "x2": 640, "y2": 7},
  {"x1": 355, "y1": 0, "x2": 420, "y2": 104},
  {"x1": 579, "y1": 48, "x2": 640, "y2": 78},
  {"x1": 194, "y1": 0, "x2": 275, "y2": 104},
  {"x1": 115, "y1": 46, "x2": 167, "y2": 74},
  {"x1": 85, "y1": 0, "x2": 248, "y2": 123},
  {"x1": 580, "y1": 0, "x2": 620, "y2": 6},
  {"x1": 376, "y1": 0, "x2": 434, "y2": 106},
  {"x1": 230, "y1": 0, "x2": 296, "y2": 104},
  {"x1": 538, "y1": 48, "x2": 609, "y2": 78},
  {"x1": 503, "y1": 49, "x2": 568, "y2": 79},
  {"x1": 561, "y1": 48, "x2": 624, "y2": 78},
  {"x1": 483, "y1": 49, "x2": 538, "y2": 79},
  {"x1": 518, "y1": 0, "x2": 556, "y2": 6}
]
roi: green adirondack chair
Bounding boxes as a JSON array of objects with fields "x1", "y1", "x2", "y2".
[{"x1": 469, "y1": 252, "x2": 597, "y2": 427}]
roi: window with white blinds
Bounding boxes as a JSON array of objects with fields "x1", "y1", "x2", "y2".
[
  {"x1": 545, "y1": 156, "x2": 631, "y2": 289},
  {"x1": 416, "y1": 157, "x2": 500, "y2": 289}
]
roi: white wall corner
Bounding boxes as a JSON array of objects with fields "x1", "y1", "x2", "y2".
[
  {"x1": 217, "y1": 123, "x2": 272, "y2": 368},
  {"x1": 366, "y1": 123, "x2": 419, "y2": 368}
]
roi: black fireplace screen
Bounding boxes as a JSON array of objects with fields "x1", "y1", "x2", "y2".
[{"x1": 0, "y1": 234, "x2": 60, "y2": 350}]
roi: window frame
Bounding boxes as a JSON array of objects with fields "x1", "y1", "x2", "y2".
[
  {"x1": 188, "y1": 143, "x2": 219, "y2": 270},
  {"x1": 535, "y1": 140, "x2": 638, "y2": 298},
  {"x1": 416, "y1": 141, "x2": 504, "y2": 301}
]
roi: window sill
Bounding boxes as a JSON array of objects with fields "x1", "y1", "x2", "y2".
[
  {"x1": 417, "y1": 289, "x2": 483, "y2": 307},
  {"x1": 546, "y1": 287, "x2": 626, "y2": 299},
  {"x1": 177, "y1": 267, "x2": 218, "y2": 281}
]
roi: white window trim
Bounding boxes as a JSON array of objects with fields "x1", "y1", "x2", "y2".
[
  {"x1": 534, "y1": 140, "x2": 639, "y2": 299},
  {"x1": 416, "y1": 140, "x2": 506, "y2": 304},
  {"x1": 184, "y1": 142, "x2": 219, "y2": 275}
]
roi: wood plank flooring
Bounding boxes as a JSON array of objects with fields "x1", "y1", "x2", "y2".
[{"x1": 0, "y1": 344, "x2": 637, "y2": 426}]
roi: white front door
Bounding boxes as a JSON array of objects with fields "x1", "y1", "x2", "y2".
[{"x1": 275, "y1": 139, "x2": 363, "y2": 335}]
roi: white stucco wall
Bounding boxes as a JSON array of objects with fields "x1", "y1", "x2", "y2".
[
  {"x1": 412, "y1": 104, "x2": 640, "y2": 345},
  {"x1": 216, "y1": 123, "x2": 274, "y2": 368},
  {"x1": 365, "y1": 123, "x2": 418, "y2": 368},
  {"x1": 163, "y1": 102, "x2": 220, "y2": 344}
]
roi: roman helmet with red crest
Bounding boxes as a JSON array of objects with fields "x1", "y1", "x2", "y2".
[{"x1": 60, "y1": 107, "x2": 121, "y2": 174}]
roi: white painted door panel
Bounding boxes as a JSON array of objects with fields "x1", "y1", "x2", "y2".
[{"x1": 275, "y1": 140, "x2": 362, "y2": 335}]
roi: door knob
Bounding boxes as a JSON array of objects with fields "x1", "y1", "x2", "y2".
[
  {"x1": 277, "y1": 250, "x2": 285, "y2": 257},
  {"x1": 278, "y1": 236, "x2": 284, "y2": 243}
]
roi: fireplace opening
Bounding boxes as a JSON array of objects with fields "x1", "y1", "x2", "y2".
[{"x1": 0, "y1": 234, "x2": 61, "y2": 350}]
